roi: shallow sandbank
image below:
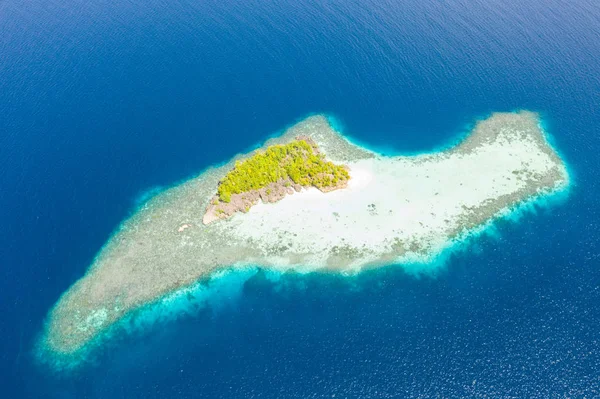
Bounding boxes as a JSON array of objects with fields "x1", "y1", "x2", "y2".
[{"x1": 38, "y1": 111, "x2": 570, "y2": 366}]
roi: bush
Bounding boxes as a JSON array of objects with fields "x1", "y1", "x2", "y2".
[{"x1": 216, "y1": 139, "x2": 348, "y2": 202}]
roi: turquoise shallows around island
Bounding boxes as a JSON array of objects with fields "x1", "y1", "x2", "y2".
[
  {"x1": 37, "y1": 111, "x2": 570, "y2": 370},
  {"x1": 2, "y1": 0, "x2": 600, "y2": 397}
]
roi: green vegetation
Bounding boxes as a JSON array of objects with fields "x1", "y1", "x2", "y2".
[{"x1": 217, "y1": 139, "x2": 349, "y2": 203}]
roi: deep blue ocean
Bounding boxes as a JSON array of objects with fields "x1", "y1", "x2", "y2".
[{"x1": 2, "y1": 0, "x2": 600, "y2": 397}]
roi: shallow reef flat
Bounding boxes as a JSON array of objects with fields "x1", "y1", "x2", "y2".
[{"x1": 39, "y1": 111, "x2": 570, "y2": 366}]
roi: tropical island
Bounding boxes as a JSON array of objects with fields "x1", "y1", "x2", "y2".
[
  {"x1": 38, "y1": 111, "x2": 570, "y2": 369},
  {"x1": 203, "y1": 136, "x2": 350, "y2": 224}
]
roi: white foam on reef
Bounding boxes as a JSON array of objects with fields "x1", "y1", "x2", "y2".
[{"x1": 36, "y1": 111, "x2": 571, "y2": 368}]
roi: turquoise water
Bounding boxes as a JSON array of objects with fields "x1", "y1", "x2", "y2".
[{"x1": 2, "y1": 0, "x2": 599, "y2": 397}]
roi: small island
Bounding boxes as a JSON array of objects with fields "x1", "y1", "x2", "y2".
[
  {"x1": 37, "y1": 111, "x2": 570, "y2": 369},
  {"x1": 203, "y1": 136, "x2": 349, "y2": 224}
]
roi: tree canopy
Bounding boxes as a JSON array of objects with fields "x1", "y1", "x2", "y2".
[{"x1": 217, "y1": 139, "x2": 349, "y2": 202}]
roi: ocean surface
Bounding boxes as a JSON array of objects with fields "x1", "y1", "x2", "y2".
[{"x1": 1, "y1": 0, "x2": 600, "y2": 397}]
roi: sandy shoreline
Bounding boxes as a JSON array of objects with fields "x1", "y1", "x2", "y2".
[{"x1": 37, "y1": 111, "x2": 570, "y2": 368}]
